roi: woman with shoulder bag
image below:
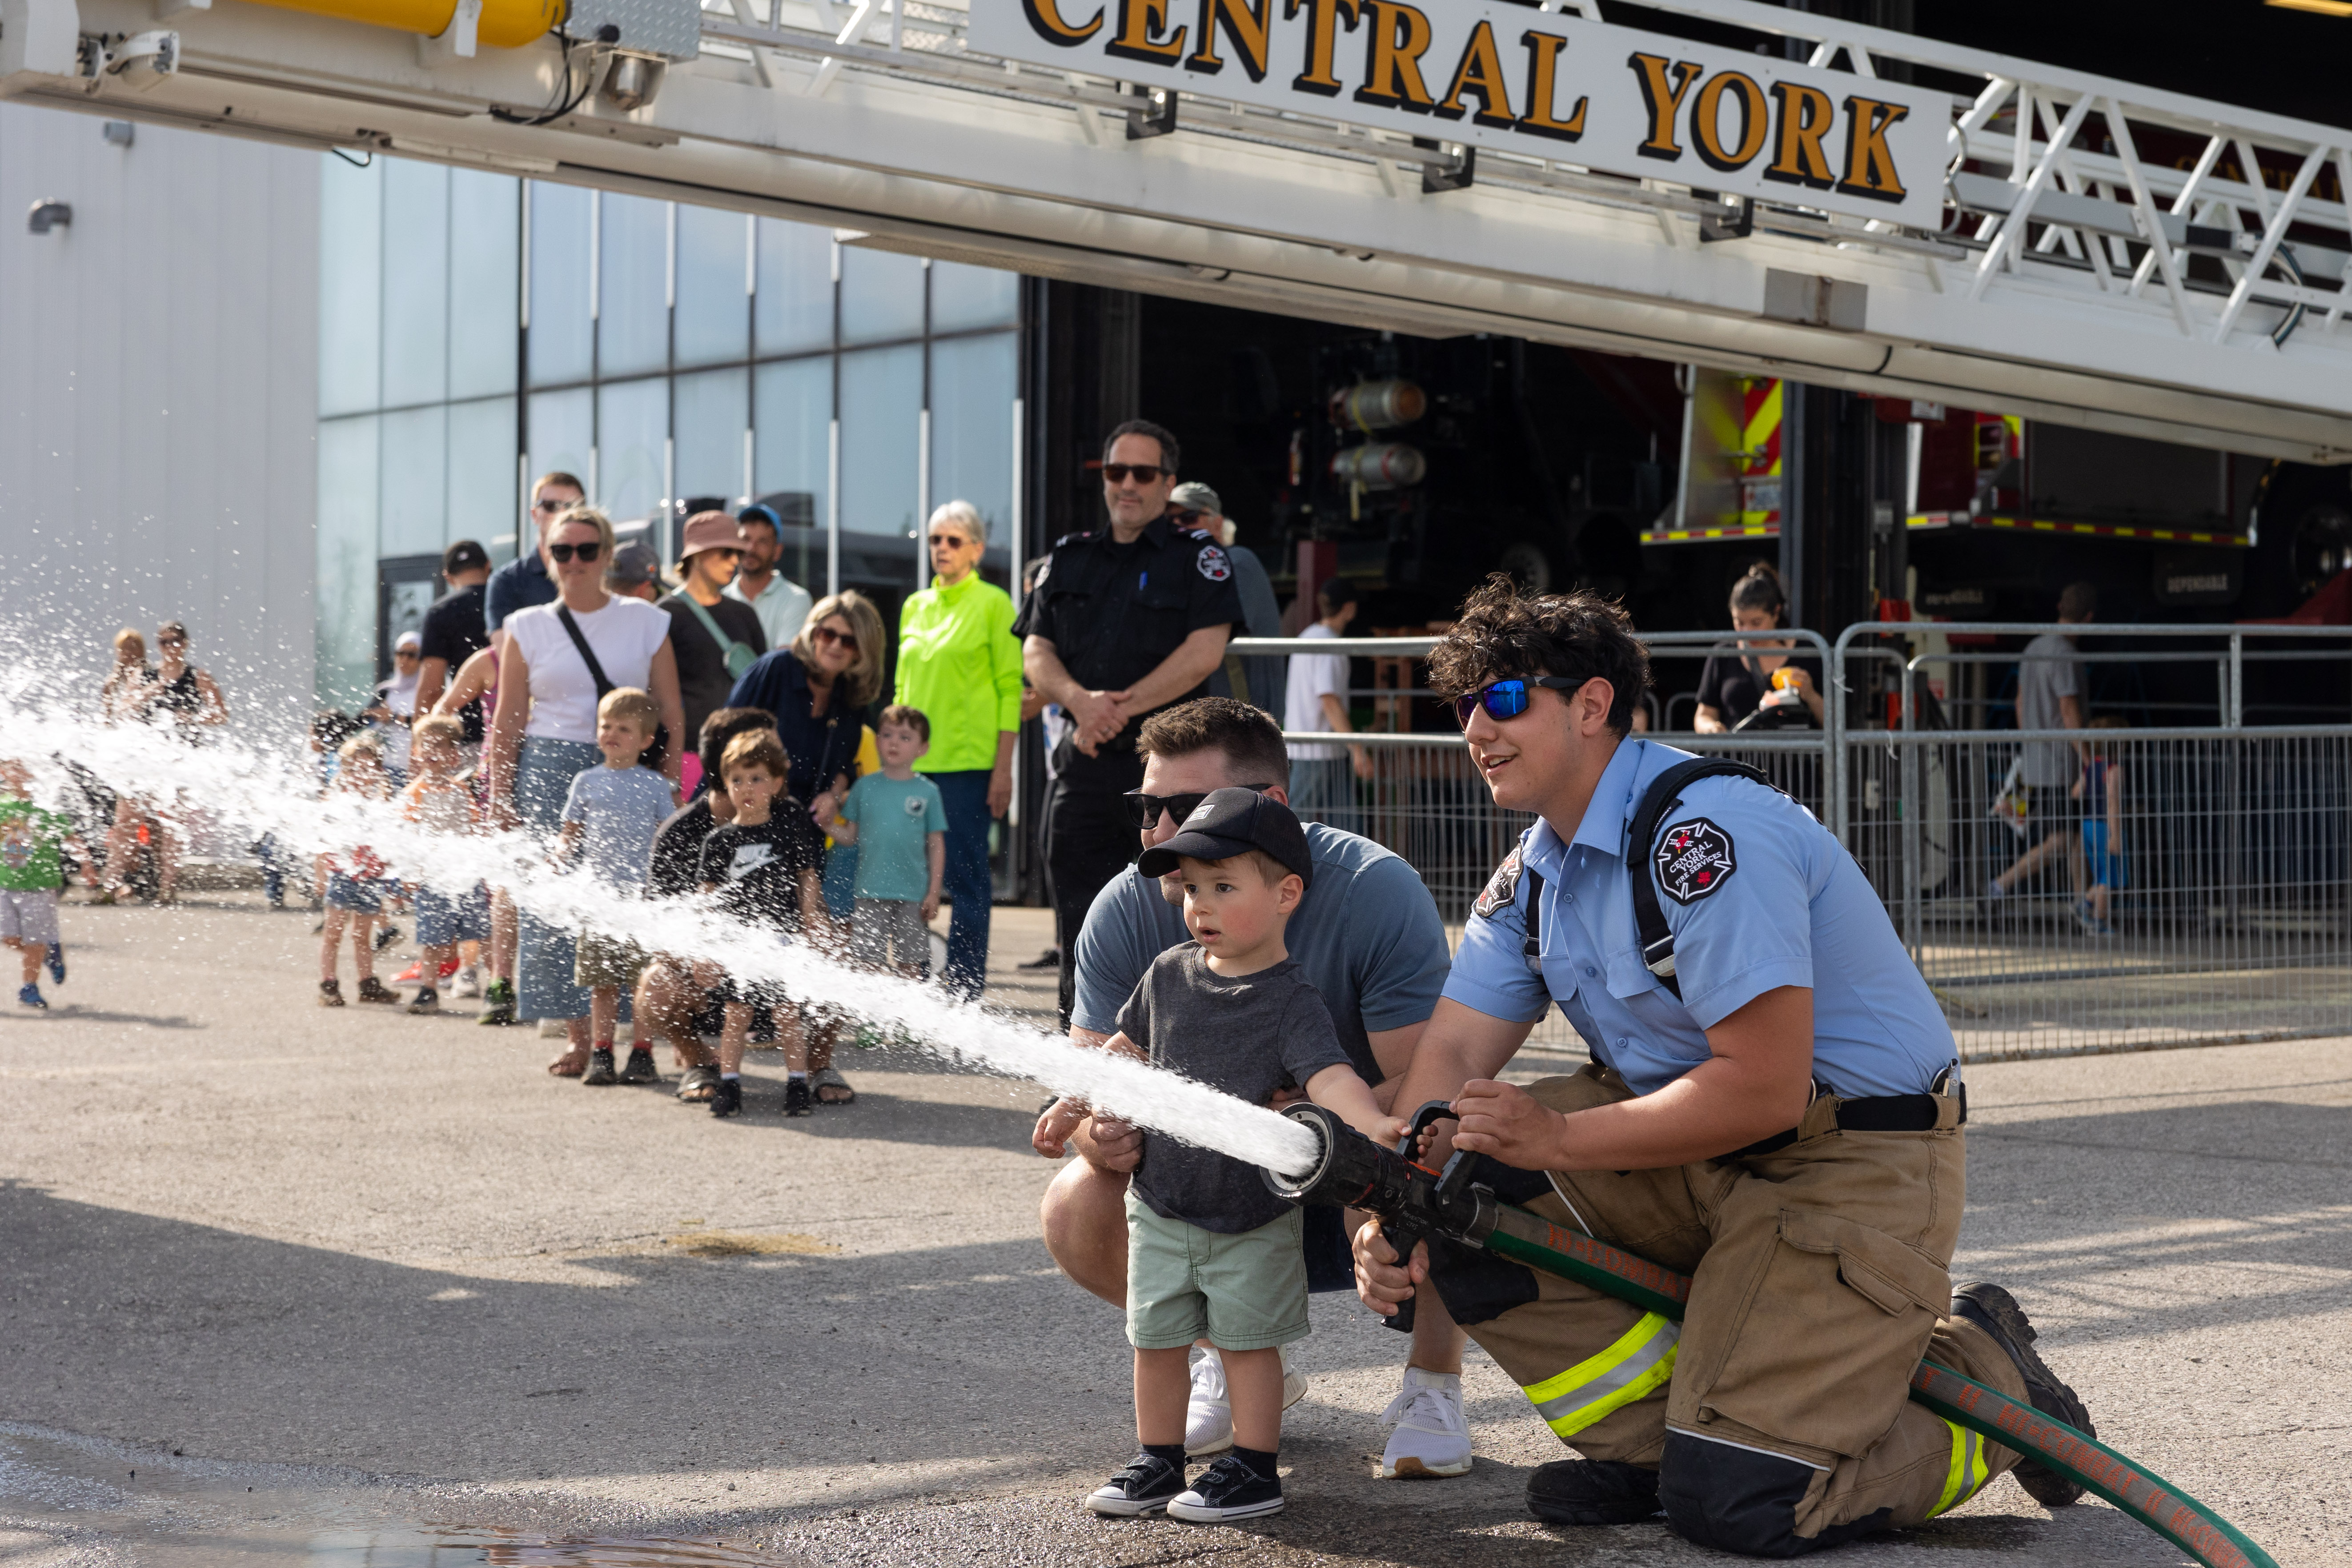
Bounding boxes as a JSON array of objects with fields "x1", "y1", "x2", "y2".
[
  {"x1": 486, "y1": 506, "x2": 686, "y2": 1072},
  {"x1": 658, "y1": 511, "x2": 770, "y2": 793}
]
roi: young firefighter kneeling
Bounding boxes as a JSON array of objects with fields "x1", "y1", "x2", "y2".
[
  {"x1": 1356, "y1": 577, "x2": 2094, "y2": 1556},
  {"x1": 1038, "y1": 790, "x2": 1402, "y2": 1523}
]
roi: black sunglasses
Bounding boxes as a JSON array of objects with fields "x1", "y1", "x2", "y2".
[
  {"x1": 1123, "y1": 784, "x2": 1276, "y2": 832},
  {"x1": 1100, "y1": 463, "x2": 1168, "y2": 485},
  {"x1": 547, "y1": 541, "x2": 602, "y2": 564},
  {"x1": 1453, "y1": 676, "x2": 1585, "y2": 728},
  {"x1": 533, "y1": 497, "x2": 575, "y2": 513}
]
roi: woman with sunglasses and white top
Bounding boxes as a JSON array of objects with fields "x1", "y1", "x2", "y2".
[{"x1": 488, "y1": 506, "x2": 686, "y2": 1059}]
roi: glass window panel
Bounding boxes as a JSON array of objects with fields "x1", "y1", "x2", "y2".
[
  {"x1": 316, "y1": 414, "x2": 380, "y2": 707},
  {"x1": 929, "y1": 332, "x2": 1018, "y2": 542},
  {"x1": 596, "y1": 376, "x2": 670, "y2": 524},
  {"x1": 675, "y1": 205, "x2": 750, "y2": 368},
  {"x1": 840, "y1": 345, "x2": 921, "y2": 543},
  {"x1": 528, "y1": 385, "x2": 594, "y2": 556},
  {"x1": 380, "y1": 159, "x2": 450, "y2": 409},
  {"x1": 930, "y1": 260, "x2": 1019, "y2": 335},
  {"x1": 527, "y1": 183, "x2": 593, "y2": 387},
  {"x1": 317, "y1": 154, "x2": 382, "y2": 417},
  {"x1": 674, "y1": 367, "x2": 749, "y2": 505},
  {"x1": 754, "y1": 218, "x2": 833, "y2": 357},
  {"x1": 598, "y1": 192, "x2": 670, "y2": 379},
  {"x1": 379, "y1": 405, "x2": 449, "y2": 557},
  {"x1": 839, "y1": 247, "x2": 925, "y2": 345},
  {"x1": 753, "y1": 357, "x2": 831, "y2": 591},
  {"x1": 448, "y1": 170, "x2": 520, "y2": 401},
  {"x1": 446, "y1": 396, "x2": 518, "y2": 552}
]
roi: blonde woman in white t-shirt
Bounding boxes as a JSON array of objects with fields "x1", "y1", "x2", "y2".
[{"x1": 486, "y1": 506, "x2": 684, "y2": 1059}]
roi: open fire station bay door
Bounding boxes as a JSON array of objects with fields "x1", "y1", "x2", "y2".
[{"x1": 9, "y1": 0, "x2": 2352, "y2": 460}]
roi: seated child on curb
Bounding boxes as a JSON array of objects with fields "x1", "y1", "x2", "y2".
[
  {"x1": 558, "y1": 687, "x2": 678, "y2": 1086},
  {"x1": 830, "y1": 704, "x2": 945, "y2": 979},
  {"x1": 1035, "y1": 788, "x2": 1402, "y2": 1524},
  {"x1": 696, "y1": 730, "x2": 828, "y2": 1120},
  {"x1": 316, "y1": 733, "x2": 399, "y2": 1007},
  {"x1": 0, "y1": 757, "x2": 88, "y2": 1011},
  {"x1": 398, "y1": 715, "x2": 486, "y2": 1016}
]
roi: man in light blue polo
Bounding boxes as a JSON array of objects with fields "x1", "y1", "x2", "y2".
[{"x1": 1353, "y1": 578, "x2": 2094, "y2": 1556}]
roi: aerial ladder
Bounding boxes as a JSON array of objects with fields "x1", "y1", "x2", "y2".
[{"x1": 5, "y1": 0, "x2": 2352, "y2": 461}]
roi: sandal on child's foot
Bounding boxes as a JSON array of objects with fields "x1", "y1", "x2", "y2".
[
  {"x1": 318, "y1": 979, "x2": 346, "y2": 1008},
  {"x1": 675, "y1": 1065, "x2": 719, "y2": 1102},
  {"x1": 811, "y1": 1067, "x2": 856, "y2": 1105},
  {"x1": 581, "y1": 1047, "x2": 618, "y2": 1086},
  {"x1": 546, "y1": 1049, "x2": 590, "y2": 1077}
]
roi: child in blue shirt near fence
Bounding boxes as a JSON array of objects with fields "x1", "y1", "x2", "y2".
[{"x1": 831, "y1": 705, "x2": 946, "y2": 978}]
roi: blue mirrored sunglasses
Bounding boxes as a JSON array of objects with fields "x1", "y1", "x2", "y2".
[{"x1": 1453, "y1": 676, "x2": 1584, "y2": 728}]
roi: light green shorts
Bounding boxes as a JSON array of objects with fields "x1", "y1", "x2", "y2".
[{"x1": 1124, "y1": 1190, "x2": 1309, "y2": 1352}]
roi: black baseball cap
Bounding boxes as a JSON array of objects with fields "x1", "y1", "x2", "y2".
[
  {"x1": 442, "y1": 539, "x2": 492, "y2": 576},
  {"x1": 1136, "y1": 787, "x2": 1313, "y2": 889}
]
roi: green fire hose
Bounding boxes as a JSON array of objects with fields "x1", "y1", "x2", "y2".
[{"x1": 1263, "y1": 1103, "x2": 2276, "y2": 1568}]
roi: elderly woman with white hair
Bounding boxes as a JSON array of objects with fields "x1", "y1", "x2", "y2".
[{"x1": 891, "y1": 499, "x2": 1023, "y2": 1000}]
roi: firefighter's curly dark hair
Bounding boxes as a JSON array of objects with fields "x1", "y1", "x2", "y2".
[{"x1": 1425, "y1": 574, "x2": 1650, "y2": 738}]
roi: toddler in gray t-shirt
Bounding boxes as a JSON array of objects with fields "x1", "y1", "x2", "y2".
[{"x1": 1035, "y1": 788, "x2": 1400, "y2": 1525}]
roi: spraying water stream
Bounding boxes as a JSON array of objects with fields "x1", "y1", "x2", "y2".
[{"x1": 0, "y1": 680, "x2": 1320, "y2": 1177}]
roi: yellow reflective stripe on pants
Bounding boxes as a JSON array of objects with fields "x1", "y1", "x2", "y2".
[
  {"x1": 1933, "y1": 1420, "x2": 1990, "y2": 1515},
  {"x1": 1520, "y1": 1312, "x2": 1681, "y2": 1437}
]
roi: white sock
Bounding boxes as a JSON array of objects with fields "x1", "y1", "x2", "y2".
[
  {"x1": 787, "y1": 1070, "x2": 808, "y2": 1081},
  {"x1": 721, "y1": 1071, "x2": 741, "y2": 1081}
]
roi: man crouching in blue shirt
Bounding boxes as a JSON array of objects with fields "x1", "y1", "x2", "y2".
[{"x1": 1354, "y1": 576, "x2": 2095, "y2": 1556}]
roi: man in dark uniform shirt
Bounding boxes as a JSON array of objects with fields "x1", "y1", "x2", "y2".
[
  {"x1": 414, "y1": 540, "x2": 493, "y2": 745},
  {"x1": 1015, "y1": 419, "x2": 1244, "y2": 1026}
]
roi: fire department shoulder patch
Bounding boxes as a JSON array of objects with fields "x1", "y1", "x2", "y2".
[
  {"x1": 1654, "y1": 817, "x2": 1736, "y2": 905},
  {"x1": 1473, "y1": 845, "x2": 1525, "y2": 920},
  {"x1": 1196, "y1": 545, "x2": 1233, "y2": 582}
]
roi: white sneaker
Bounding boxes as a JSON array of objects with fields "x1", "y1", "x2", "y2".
[
  {"x1": 1184, "y1": 1347, "x2": 1309, "y2": 1456},
  {"x1": 452, "y1": 967, "x2": 482, "y2": 999},
  {"x1": 1378, "y1": 1367, "x2": 1473, "y2": 1478}
]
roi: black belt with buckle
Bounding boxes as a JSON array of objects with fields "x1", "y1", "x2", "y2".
[{"x1": 1729, "y1": 1081, "x2": 1967, "y2": 1161}]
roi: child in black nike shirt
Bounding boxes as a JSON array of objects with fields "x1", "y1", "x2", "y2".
[{"x1": 696, "y1": 729, "x2": 827, "y2": 1119}]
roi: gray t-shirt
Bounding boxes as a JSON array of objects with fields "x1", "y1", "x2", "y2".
[
  {"x1": 561, "y1": 763, "x2": 675, "y2": 893},
  {"x1": 2015, "y1": 631, "x2": 2082, "y2": 786},
  {"x1": 1116, "y1": 946, "x2": 1352, "y2": 1234},
  {"x1": 1072, "y1": 822, "x2": 1450, "y2": 1083}
]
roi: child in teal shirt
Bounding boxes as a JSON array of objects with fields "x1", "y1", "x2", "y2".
[{"x1": 833, "y1": 705, "x2": 947, "y2": 977}]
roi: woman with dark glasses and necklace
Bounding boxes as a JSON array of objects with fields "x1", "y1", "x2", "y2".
[{"x1": 487, "y1": 505, "x2": 686, "y2": 1068}]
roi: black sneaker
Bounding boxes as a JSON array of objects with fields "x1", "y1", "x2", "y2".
[
  {"x1": 1086, "y1": 1452, "x2": 1186, "y2": 1517},
  {"x1": 407, "y1": 988, "x2": 440, "y2": 1015},
  {"x1": 373, "y1": 923, "x2": 403, "y2": 951},
  {"x1": 1166, "y1": 1453, "x2": 1283, "y2": 1522},
  {"x1": 710, "y1": 1077, "x2": 743, "y2": 1118},
  {"x1": 582, "y1": 1048, "x2": 618, "y2": 1086},
  {"x1": 1951, "y1": 1282, "x2": 2095, "y2": 1507},
  {"x1": 318, "y1": 978, "x2": 345, "y2": 1008},
  {"x1": 45, "y1": 942, "x2": 65, "y2": 984},
  {"x1": 619, "y1": 1047, "x2": 659, "y2": 1084},
  {"x1": 783, "y1": 1077, "x2": 814, "y2": 1117},
  {"x1": 1526, "y1": 1459, "x2": 1661, "y2": 1525}
]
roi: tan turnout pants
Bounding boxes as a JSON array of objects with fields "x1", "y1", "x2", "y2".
[{"x1": 1442, "y1": 1065, "x2": 2031, "y2": 1549}]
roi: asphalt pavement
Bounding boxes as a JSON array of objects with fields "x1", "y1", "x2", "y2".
[{"x1": 1, "y1": 893, "x2": 2346, "y2": 1566}]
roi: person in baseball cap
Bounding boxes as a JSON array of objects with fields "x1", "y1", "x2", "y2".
[
  {"x1": 1136, "y1": 786, "x2": 1313, "y2": 890},
  {"x1": 602, "y1": 540, "x2": 664, "y2": 599},
  {"x1": 442, "y1": 539, "x2": 492, "y2": 578}
]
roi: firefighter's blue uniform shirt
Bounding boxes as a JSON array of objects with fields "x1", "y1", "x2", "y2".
[{"x1": 1443, "y1": 738, "x2": 1955, "y2": 1099}]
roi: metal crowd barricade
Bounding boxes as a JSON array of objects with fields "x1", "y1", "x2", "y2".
[
  {"x1": 1236, "y1": 625, "x2": 2352, "y2": 1063},
  {"x1": 1832, "y1": 622, "x2": 2352, "y2": 1061}
]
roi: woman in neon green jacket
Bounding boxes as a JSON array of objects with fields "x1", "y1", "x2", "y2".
[{"x1": 894, "y1": 500, "x2": 1023, "y2": 999}]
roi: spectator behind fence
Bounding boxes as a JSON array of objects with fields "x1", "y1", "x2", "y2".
[
  {"x1": 1989, "y1": 581, "x2": 2096, "y2": 914},
  {"x1": 1693, "y1": 563, "x2": 1822, "y2": 732},
  {"x1": 486, "y1": 471, "x2": 586, "y2": 634},
  {"x1": 661, "y1": 512, "x2": 769, "y2": 780},
  {"x1": 1016, "y1": 419, "x2": 1244, "y2": 1029},
  {"x1": 1282, "y1": 578, "x2": 1371, "y2": 836},
  {"x1": 1172, "y1": 481, "x2": 1286, "y2": 726},
  {"x1": 893, "y1": 500, "x2": 1021, "y2": 999},
  {"x1": 2076, "y1": 716, "x2": 2130, "y2": 937},
  {"x1": 726, "y1": 502, "x2": 814, "y2": 654},
  {"x1": 833, "y1": 704, "x2": 947, "y2": 980},
  {"x1": 415, "y1": 540, "x2": 493, "y2": 749},
  {"x1": 487, "y1": 505, "x2": 685, "y2": 1050}
]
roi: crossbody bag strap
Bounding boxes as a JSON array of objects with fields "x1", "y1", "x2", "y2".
[
  {"x1": 1626, "y1": 758, "x2": 1782, "y2": 999},
  {"x1": 554, "y1": 604, "x2": 616, "y2": 701},
  {"x1": 679, "y1": 595, "x2": 749, "y2": 673}
]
